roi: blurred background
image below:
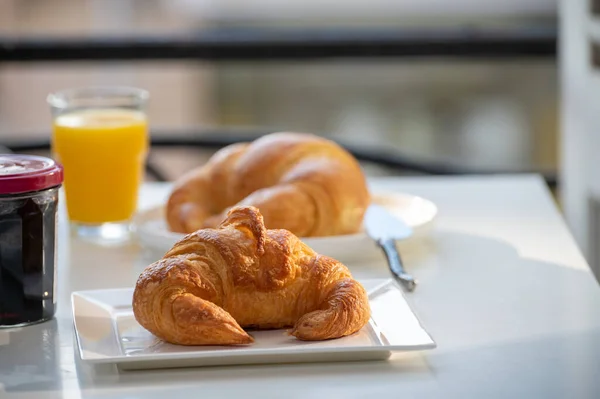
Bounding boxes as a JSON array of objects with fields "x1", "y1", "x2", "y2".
[
  {"x1": 0, "y1": 0, "x2": 558, "y2": 178},
  {"x1": 5, "y1": 0, "x2": 587, "y2": 263}
]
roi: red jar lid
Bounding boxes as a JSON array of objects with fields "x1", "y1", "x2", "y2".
[{"x1": 0, "y1": 154, "x2": 64, "y2": 195}]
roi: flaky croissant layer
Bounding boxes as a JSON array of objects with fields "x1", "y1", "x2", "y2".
[
  {"x1": 133, "y1": 206, "x2": 371, "y2": 346},
  {"x1": 166, "y1": 132, "x2": 370, "y2": 237}
]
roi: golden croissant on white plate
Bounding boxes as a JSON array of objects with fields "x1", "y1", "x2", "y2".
[
  {"x1": 132, "y1": 206, "x2": 371, "y2": 346},
  {"x1": 165, "y1": 132, "x2": 370, "y2": 237}
]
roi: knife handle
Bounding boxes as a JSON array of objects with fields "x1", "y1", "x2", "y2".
[{"x1": 378, "y1": 238, "x2": 417, "y2": 292}]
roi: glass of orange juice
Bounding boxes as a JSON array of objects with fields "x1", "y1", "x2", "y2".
[{"x1": 48, "y1": 86, "x2": 149, "y2": 242}]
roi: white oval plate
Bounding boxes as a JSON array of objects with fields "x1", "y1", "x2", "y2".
[{"x1": 132, "y1": 192, "x2": 438, "y2": 262}]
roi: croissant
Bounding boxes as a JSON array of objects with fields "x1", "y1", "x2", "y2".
[
  {"x1": 133, "y1": 206, "x2": 371, "y2": 346},
  {"x1": 166, "y1": 132, "x2": 370, "y2": 237}
]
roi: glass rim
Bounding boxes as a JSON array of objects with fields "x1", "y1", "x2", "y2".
[{"x1": 47, "y1": 85, "x2": 149, "y2": 110}]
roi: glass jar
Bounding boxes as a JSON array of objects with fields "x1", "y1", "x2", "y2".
[{"x1": 0, "y1": 154, "x2": 63, "y2": 327}]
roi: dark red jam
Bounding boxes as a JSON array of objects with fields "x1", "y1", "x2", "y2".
[{"x1": 0, "y1": 155, "x2": 63, "y2": 327}]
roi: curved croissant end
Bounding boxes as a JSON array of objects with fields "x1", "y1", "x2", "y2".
[
  {"x1": 166, "y1": 142, "x2": 249, "y2": 234},
  {"x1": 132, "y1": 258, "x2": 253, "y2": 346},
  {"x1": 290, "y1": 278, "x2": 370, "y2": 340},
  {"x1": 167, "y1": 200, "x2": 210, "y2": 234}
]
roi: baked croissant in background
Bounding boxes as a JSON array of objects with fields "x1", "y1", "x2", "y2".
[
  {"x1": 133, "y1": 206, "x2": 371, "y2": 346},
  {"x1": 166, "y1": 132, "x2": 370, "y2": 237}
]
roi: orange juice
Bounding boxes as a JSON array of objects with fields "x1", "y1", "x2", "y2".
[{"x1": 51, "y1": 109, "x2": 148, "y2": 224}]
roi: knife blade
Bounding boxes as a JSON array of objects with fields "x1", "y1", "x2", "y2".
[{"x1": 364, "y1": 204, "x2": 417, "y2": 292}]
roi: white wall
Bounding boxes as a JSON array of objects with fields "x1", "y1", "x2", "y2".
[{"x1": 559, "y1": 0, "x2": 600, "y2": 277}]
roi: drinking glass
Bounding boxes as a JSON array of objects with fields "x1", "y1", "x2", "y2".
[{"x1": 48, "y1": 86, "x2": 149, "y2": 242}]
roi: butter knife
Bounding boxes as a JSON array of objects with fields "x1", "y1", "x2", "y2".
[{"x1": 364, "y1": 204, "x2": 417, "y2": 292}]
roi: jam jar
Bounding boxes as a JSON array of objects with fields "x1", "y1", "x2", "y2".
[{"x1": 0, "y1": 154, "x2": 63, "y2": 327}]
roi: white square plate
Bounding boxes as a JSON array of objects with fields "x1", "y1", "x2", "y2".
[{"x1": 71, "y1": 279, "x2": 435, "y2": 370}]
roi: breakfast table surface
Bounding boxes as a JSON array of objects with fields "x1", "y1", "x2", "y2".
[{"x1": 1, "y1": 174, "x2": 600, "y2": 399}]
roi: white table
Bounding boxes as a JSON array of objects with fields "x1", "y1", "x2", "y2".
[{"x1": 1, "y1": 175, "x2": 599, "y2": 399}]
